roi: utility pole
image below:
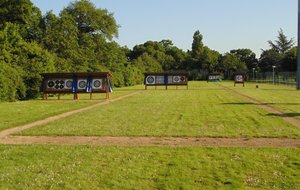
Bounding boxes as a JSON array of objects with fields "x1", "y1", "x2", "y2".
[{"x1": 297, "y1": 0, "x2": 300, "y2": 89}]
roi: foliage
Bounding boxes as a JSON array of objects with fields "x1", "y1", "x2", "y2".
[
  {"x1": 259, "y1": 29, "x2": 296, "y2": 72},
  {"x1": 268, "y1": 28, "x2": 295, "y2": 54},
  {"x1": 0, "y1": 0, "x2": 296, "y2": 101},
  {"x1": 259, "y1": 49, "x2": 284, "y2": 72},
  {"x1": 0, "y1": 0, "x2": 43, "y2": 41},
  {"x1": 230, "y1": 49, "x2": 257, "y2": 70}
]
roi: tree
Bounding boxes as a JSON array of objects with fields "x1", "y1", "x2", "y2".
[
  {"x1": 189, "y1": 30, "x2": 205, "y2": 69},
  {"x1": 0, "y1": 0, "x2": 42, "y2": 41},
  {"x1": 268, "y1": 28, "x2": 295, "y2": 54},
  {"x1": 132, "y1": 53, "x2": 162, "y2": 73},
  {"x1": 230, "y1": 49, "x2": 257, "y2": 70},
  {"x1": 259, "y1": 49, "x2": 283, "y2": 72},
  {"x1": 64, "y1": 0, "x2": 118, "y2": 40},
  {"x1": 202, "y1": 47, "x2": 221, "y2": 72},
  {"x1": 282, "y1": 47, "x2": 297, "y2": 72},
  {"x1": 220, "y1": 53, "x2": 247, "y2": 78}
]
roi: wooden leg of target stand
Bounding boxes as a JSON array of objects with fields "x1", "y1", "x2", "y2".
[
  {"x1": 73, "y1": 93, "x2": 79, "y2": 100},
  {"x1": 43, "y1": 93, "x2": 48, "y2": 100}
]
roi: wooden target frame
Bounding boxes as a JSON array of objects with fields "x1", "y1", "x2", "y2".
[
  {"x1": 41, "y1": 72, "x2": 112, "y2": 100},
  {"x1": 234, "y1": 72, "x2": 245, "y2": 87},
  {"x1": 144, "y1": 72, "x2": 189, "y2": 90}
]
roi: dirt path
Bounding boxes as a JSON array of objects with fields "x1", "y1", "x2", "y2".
[
  {"x1": 0, "y1": 91, "x2": 141, "y2": 138},
  {"x1": 0, "y1": 136, "x2": 299, "y2": 148},
  {"x1": 221, "y1": 85, "x2": 300, "y2": 128}
]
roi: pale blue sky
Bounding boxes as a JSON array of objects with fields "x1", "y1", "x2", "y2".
[{"x1": 31, "y1": 0, "x2": 297, "y2": 57}]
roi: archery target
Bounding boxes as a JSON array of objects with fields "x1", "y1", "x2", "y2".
[
  {"x1": 235, "y1": 75, "x2": 244, "y2": 82},
  {"x1": 180, "y1": 76, "x2": 186, "y2": 82},
  {"x1": 156, "y1": 76, "x2": 165, "y2": 84},
  {"x1": 92, "y1": 79, "x2": 103, "y2": 89},
  {"x1": 145, "y1": 76, "x2": 156, "y2": 85},
  {"x1": 77, "y1": 79, "x2": 87, "y2": 90},
  {"x1": 168, "y1": 76, "x2": 173, "y2": 84},
  {"x1": 173, "y1": 76, "x2": 181, "y2": 83},
  {"x1": 64, "y1": 79, "x2": 73, "y2": 89},
  {"x1": 47, "y1": 79, "x2": 65, "y2": 89},
  {"x1": 47, "y1": 80, "x2": 55, "y2": 88}
]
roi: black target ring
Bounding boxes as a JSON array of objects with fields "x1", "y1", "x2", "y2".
[
  {"x1": 146, "y1": 76, "x2": 155, "y2": 84},
  {"x1": 173, "y1": 76, "x2": 180, "y2": 82},
  {"x1": 93, "y1": 80, "x2": 101, "y2": 88},
  {"x1": 47, "y1": 81, "x2": 55, "y2": 88},
  {"x1": 79, "y1": 81, "x2": 86, "y2": 88},
  {"x1": 66, "y1": 80, "x2": 73, "y2": 88}
]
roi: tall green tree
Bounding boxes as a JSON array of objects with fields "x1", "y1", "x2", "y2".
[
  {"x1": 230, "y1": 49, "x2": 257, "y2": 70},
  {"x1": 189, "y1": 30, "x2": 205, "y2": 69},
  {"x1": 281, "y1": 47, "x2": 297, "y2": 72},
  {"x1": 64, "y1": 0, "x2": 118, "y2": 40},
  {"x1": 0, "y1": 0, "x2": 42, "y2": 41},
  {"x1": 268, "y1": 28, "x2": 294, "y2": 54},
  {"x1": 259, "y1": 49, "x2": 284, "y2": 72}
]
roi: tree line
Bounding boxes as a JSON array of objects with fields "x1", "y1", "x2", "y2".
[{"x1": 0, "y1": 0, "x2": 297, "y2": 101}]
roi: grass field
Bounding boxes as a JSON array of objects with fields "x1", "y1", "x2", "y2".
[
  {"x1": 19, "y1": 82, "x2": 300, "y2": 138},
  {"x1": 221, "y1": 82, "x2": 300, "y2": 119},
  {"x1": 1, "y1": 81, "x2": 300, "y2": 189},
  {"x1": 0, "y1": 145, "x2": 299, "y2": 190},
  {"x1": 0, "y1": 89, "x2": 135, "y2": 131}
]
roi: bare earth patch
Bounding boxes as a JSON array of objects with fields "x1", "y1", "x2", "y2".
[{"x1": 0, "y1": 136, "x2": 299, "y2": 148}]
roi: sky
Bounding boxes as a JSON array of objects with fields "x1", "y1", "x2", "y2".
[{"x1": 31, "y1": 0, "x2": 297, "y2": 57}]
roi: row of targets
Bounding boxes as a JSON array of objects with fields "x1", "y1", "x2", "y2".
[
  {"x1": 45, "y1": 78, "x2": 104, "y2": 92},
  {"x1": 145, "y1": 75, "x2": 187, "y2": 85}
]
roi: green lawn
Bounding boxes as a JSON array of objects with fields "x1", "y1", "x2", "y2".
[
  {"x1": 0, "y1": 89, "x2": 137, "y2": 131},
  {"x1": 20, "y1": 82, "x2": 300, "y2": 138},
  {"x1": 221, "y1": 82, "x2": 300, "y2": 119},
  {"x1": 0, "y1": 145, "x2": 299, "y2": 190}
]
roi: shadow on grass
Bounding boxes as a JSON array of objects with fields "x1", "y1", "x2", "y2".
[
  {"x1": 222, "y1": 102, "x2": 255, "y2": 105},
  {"x1": 223, "y1": 102, "x2": 300, "y2": 106},
  {"x1": 267, "y1": 113, "x2": 300, "y2": 117}
]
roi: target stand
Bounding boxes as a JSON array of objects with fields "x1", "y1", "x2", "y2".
[
  {"x1": 41, "y1": 72, "x2": 112, "y2": 100},
  {"x1": 144, "y1": 72, "x2": 189, "y2": 90},
  {"x1": 234, "y1": 73, "x2": 245, "y2": 87}
]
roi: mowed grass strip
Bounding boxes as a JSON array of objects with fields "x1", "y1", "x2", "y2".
[
  {"x1": 221, "y1": 82, "x2": 300, "y2": 119},
  {"x1": 20, "y1": 82, "x2": 300, "y2": 137},
  {"x1": 0, "y1": 145, "x2": 299, "y2": 190},
  {"x1": 0, "y1": 89, "x2": 136, "y2": 131}
]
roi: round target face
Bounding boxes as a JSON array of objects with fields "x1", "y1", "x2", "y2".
[
  {"x1": 79, "y1": 81, "x2": 86, "y2": 88},
  {"x1": 65, "y1": 80, "x2": 73, "y2": 88},
  {"x1": 47, "y1": 81, "x2": 55, "y2": 88},
  {"x1": 55, "y1": 84, "x2": 60, "y2": 89},
  {"x1": 59, "y1": 84, "x2": 64, "y2": 89},
  {"x1": 173, "y1": 76, "x2": 180, "y2": 82},
  {"x1": 146, "y1": 76, "x2": 155, "y2": 84},
  {"x1": 235, "y1": 75, "x2": 243, "y2": 82},
  {"x1": 93, "y1": 80, "x2": 101, "y2": 88},
  {"x1": 180, "y1": 76, "x2": 185, "y2": 82},
  {"x1": 55, "y1": 80, "x2": 60, "y2": 84},
  {"x1": 60, "y1": 80, "x2": 64, "y2": 84}
]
